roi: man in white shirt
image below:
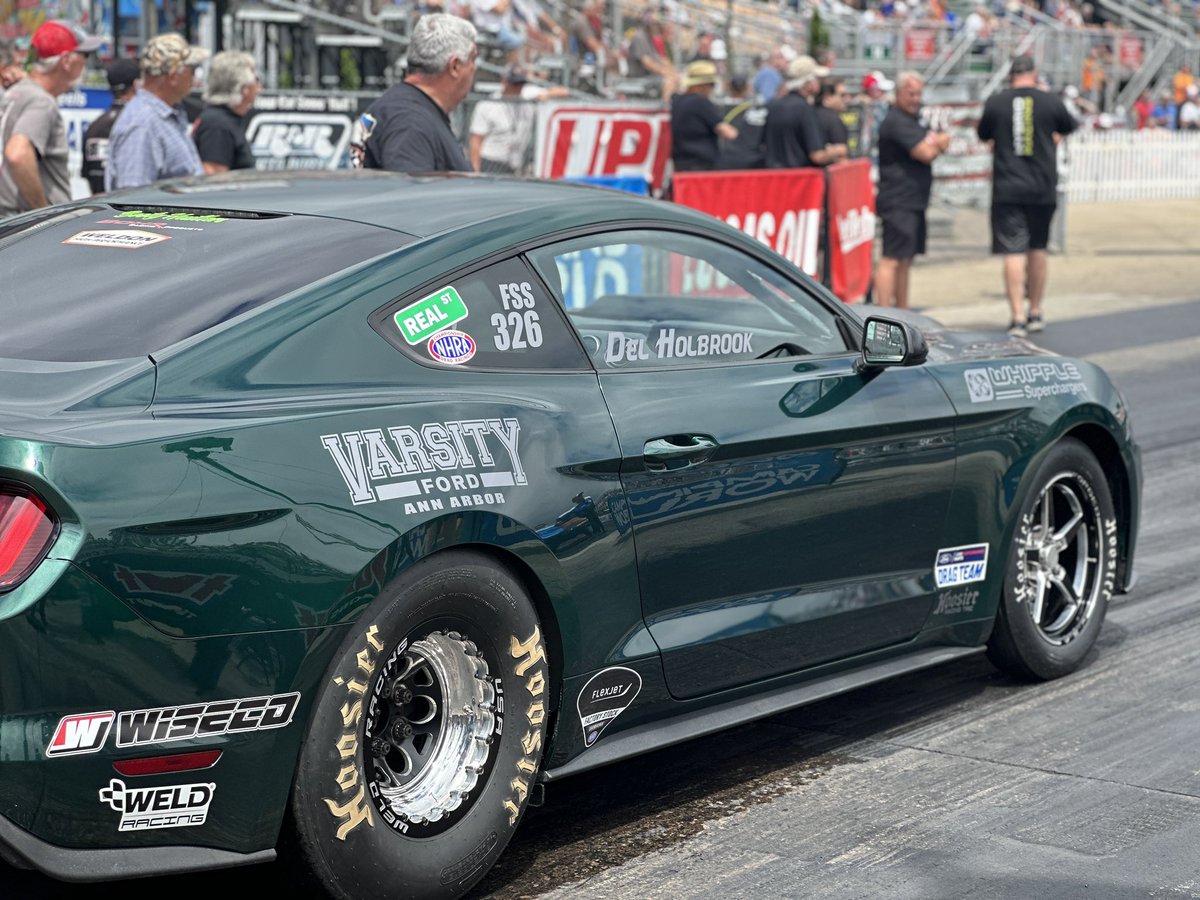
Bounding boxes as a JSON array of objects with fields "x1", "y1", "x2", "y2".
[{"x1": 468, "y1": 65, "x2": 565, "y2": 174}]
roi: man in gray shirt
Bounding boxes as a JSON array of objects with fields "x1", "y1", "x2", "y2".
[{"x1": 0, "y1": 20, "x2": 100, "y2": 217}]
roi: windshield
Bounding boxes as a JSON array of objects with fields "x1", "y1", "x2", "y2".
[{"x1": 0, "y1": 205, "x2": 407, "y2": 362}]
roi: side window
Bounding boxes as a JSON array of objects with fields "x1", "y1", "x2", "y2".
[
  {"x1": 527, "y1": 230, "x2": 849, "y2": 370},
  {"x1": 374, "y1": 256, "x2": 588, "y2": 370}
]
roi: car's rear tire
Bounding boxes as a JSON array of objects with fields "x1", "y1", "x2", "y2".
[
  {"x1": 988, "y1": 438, "x2": 1117, "y2": 681},
  {"x1": 290, "y1": 550, "x2": 549, "y2": 900}
]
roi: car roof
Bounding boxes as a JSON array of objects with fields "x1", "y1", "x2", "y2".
[{"x1": 102, "y1": 170, "x2": 688, "y2": 239}]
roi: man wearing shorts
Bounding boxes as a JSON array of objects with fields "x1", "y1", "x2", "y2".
[
  {"x1": 874, "y1": 71, "x2": 948, "y2": 308},
  {"x1": 978, "y1": 54, "x2": 1077, "y2": 336}
]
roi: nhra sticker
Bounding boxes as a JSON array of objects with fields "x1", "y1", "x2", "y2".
[
  {"x1": 62, "y1": 229, "x2": 171, "y2": 249},
  {"x1": 99, "y1": 778, "x2": 215, "y2": 832},
  {"x1": 394, "y1": 286, "x2": 469, "y2": 345},
  {"x1": 935, "y1": 543, "x2": 989, "y2": 588},
  {"x1": 577, "y1": 666, "x2": 642, "y2": 747},
  {"x1": 427, "y1": 330, "x2": 476, "y2": 365},
  {"x1": 964, "y1": 362, "x2": 1085, "y2": 403}
]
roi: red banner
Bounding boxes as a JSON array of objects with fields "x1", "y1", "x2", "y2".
[
  {"x1": 826, "y1": 160, "x2": 875, "y2": 304},
  {"x1": 905, "y1": 28, "x2": 938, "y2": 62},
  {"x1": 671, "y1": 170, "x2": 825, "y2": 278},
  {"x1": 1118, "y1": 34, "x2": 1143, "y2": 69}
]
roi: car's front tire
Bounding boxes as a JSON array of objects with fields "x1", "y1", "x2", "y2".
[
  {"x1": 290, "y1": 551, "x2": 549, "y2": 899},
  {"x1": 988, "y1": 438, "x2": 1118, "y2": 681}
]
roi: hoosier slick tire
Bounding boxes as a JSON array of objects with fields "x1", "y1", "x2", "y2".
[
  {"x1": 987, "y1": 438, "x2": 1118, "y2": 681},
  {"x1": 290, "y1": 550, "x2": 550, "y2": 900}
]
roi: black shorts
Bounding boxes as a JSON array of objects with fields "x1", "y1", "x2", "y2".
[
  {"x1": 880, "y1": 208, "x2": 927, "y2": 260},
  {"x1": 991, "y1": 202, "x2": 1055, "y2": 254}
]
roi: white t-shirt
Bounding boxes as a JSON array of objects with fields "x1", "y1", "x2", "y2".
[
  {"x1": 469, "y1": 88, "x2": 539, "y2": 171},
  {"x1": 1180, "y1": 100, "x2": 1200, "y2": 128}
]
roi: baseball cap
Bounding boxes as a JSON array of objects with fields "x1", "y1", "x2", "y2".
[
  {"x1": 862, "y1": 70, "x2": 895, "y2": 93},
  {"x1": 31, "y1": 20, "x2": 102, "y2": 59},
  {"x1": 106, "y1": 58, "x2": 140, "y2": 93},
  {"x1": 504, "y1": 63, "x2": 528, "y2": 84},
  {"x1": 1010, "y1": 54, "x2": 1036, "y2": 75},
  {"x1": 784, "y1": 55, "x2": 829, "y2": 90},
  {"x1": 140, "y1": 32, "x2": 210, "y2": 76}
]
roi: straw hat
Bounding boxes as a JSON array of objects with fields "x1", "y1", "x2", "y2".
[{"x1": 682, "y1": 59, "x2": 720, "y2": 90}]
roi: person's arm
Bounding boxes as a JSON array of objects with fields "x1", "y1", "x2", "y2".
[
  {"x1": 2, "y1": 134, "x2": 49, "y2": 209},
  {"x1": 716, "y1": 122, "x2": 737, "y2": 141},
  {"x1": 468, "y1": 132, "x2": 485, "y2": 171},
  {"x1": 378, "y1": 127, "x2": 440, "y2": 173},
  {"x1": 910, "y1": 129, "x2": 950, "y2": 164}
]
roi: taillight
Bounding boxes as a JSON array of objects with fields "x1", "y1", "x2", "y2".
[{"x1": 0, "y1": 488, "x2": 58, "y2": 591}]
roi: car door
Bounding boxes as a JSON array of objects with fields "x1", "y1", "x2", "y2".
[{"x1": 528, "y1": 229, "x2": 959, "y2": 699}]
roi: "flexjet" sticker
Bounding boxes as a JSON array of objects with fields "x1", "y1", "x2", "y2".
[
  {"x1": 577, "y1": 666, "x2": 642, "y2": 747},
  {"x1": 935, "y1": 543, "x2": 989, "y2": 588},
  {"x1": 99, "y1": 778, "x2": 215, "y2": 831}
]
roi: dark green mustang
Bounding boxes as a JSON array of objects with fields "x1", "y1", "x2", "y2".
[{"x1": 0, "y1": 172, "x2": 1139, "y2": 898}]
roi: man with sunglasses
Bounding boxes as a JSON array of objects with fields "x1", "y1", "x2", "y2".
[{"x1": 0, "y1": 21, "x2": 100, "y2": 216}]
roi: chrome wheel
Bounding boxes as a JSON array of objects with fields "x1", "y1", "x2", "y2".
[
  {"x1": 365, "y1": 630, "x2": 496, "y2": 830},
  {"x1": 1018, "y1": 471, "x2": 1105, "y2": 646}
]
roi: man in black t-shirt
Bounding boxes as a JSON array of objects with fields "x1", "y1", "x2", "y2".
[
  {"x1": 670, "y1": 60, "x2": 737, "y2": 175},
  {"x1": 717, "y1": 74, "x2": 767, "y2": 170},
  {"x1": 875, "y1": 71, "x2": 949, "y2": 309},
  {"x1": 764, "y1": 56, "x2": 841, "y2": 169},
  {"x1": 193, "y1": 51, "x2": 261, "y2": 174},
  {"x1": 978, "y1": 54, "x2": 1077, "y2": 336},
  {"x1": 357, "y1": 14, "x2": 478, "y2": 173},
  {"x1": 815, "y1": 78, "x2": 851, "y2": 158},
  {"x1": 82, "y1": 59, "x2": 139, "y2": 195}
]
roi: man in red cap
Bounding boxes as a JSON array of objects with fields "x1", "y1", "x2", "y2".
[{"x1": 0, "y1": 20, "x2": 100, "y2": 216}]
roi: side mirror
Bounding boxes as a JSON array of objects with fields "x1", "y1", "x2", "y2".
[{"x1": 860, "y1": 316, "x2": 929, "y2": 369}]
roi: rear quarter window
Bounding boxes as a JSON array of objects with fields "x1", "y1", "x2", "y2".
[{"x1": 0, "y1": 206, "x2": 405, "y2": 361}]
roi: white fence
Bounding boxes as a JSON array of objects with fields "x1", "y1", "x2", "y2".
[{"x1": 1067, "y1": 130, "x2": 1200, "y2": 203}]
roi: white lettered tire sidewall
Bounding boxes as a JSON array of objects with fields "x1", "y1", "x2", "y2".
[
  {"x1": 291, "y1": 551, "x2": 549, "y2": 900},
  {"x1": 991, "y1": 438, "x2": 1117, "y2": 680}
]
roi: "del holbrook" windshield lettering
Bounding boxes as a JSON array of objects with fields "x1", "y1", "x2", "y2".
[{"x1": 322, "y1": 417, "x2": 526, "y2": 506}]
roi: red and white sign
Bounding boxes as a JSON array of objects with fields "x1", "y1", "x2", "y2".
[
  {"x1": 672, "y1": 170, "x2": 826, "y2": 277},
  {"x1": 826, "y1": 160, "x2": 875, "y2": 304},
  {"x1": 1118, "y1": 34, "x2": 1143, "y2": 69},
  {"x1": 47, "y1": 711, "x2": 115, "y2": 757},
  {"x1": 535, "y1": 104, "x2": 671, "y2": 192},
  {"x1": 905, "y1": 28, "x2": 938, "y2": 62}
]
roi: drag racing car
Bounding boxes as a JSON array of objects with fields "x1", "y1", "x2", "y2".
[{"x1": 0, "y1": 172, "x2": 1139, "y2": 898}]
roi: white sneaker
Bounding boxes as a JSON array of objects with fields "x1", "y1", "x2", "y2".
[
  {"x1": 1027, "y1": 314, "x2": 1045, "y2": 333},
  {"x1": 1007, "y1": 320, "x2": 1027, "y2": 338}
]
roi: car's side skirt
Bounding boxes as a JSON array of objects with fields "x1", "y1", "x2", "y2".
[
  {"x1": 540, "y1": 645, "x2": 985, "y2": 782},
  {"x1": 0, "y1": 811, "x2": 276, "y2": 883}
]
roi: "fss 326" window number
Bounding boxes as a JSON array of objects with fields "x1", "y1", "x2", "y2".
[{"x1": 493, "y1": 282, "x2": 543, "y2": 351}]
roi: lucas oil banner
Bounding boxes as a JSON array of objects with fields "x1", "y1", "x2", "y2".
[
  {"x1": 671, "y1": 169, "x2": 826, "y2": 278},
  {"x1": 825, "y1": 160, "x2": 875, "y2": 304}
]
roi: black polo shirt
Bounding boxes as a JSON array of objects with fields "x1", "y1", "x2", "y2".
[
  {"x1": 670, "y1": 92, "x2": 723, "y2": 172},
  {"x1": 763, "y1": 91, "x2": 824, "y2": 168},
  {"x1": 362, "y1": 82, "x2": 471, "y2": 173},
  {"x1": 193, "y1": 104, "x2": 256, "y2": 171},
  {"x1": 816, "y1": 104, "x2": 849, "y2": 146},
  {"x1": 876, "y1": 105, "x2": 931, "y2": 211}
]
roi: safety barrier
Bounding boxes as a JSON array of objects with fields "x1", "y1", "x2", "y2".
[{"x1": 1067, "y1": 130, "x2": 1200, "y2": 203}]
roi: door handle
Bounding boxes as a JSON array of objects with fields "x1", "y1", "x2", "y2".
[{"x1": 642, "y1": 434, "x2": 719, "y2": 471}]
